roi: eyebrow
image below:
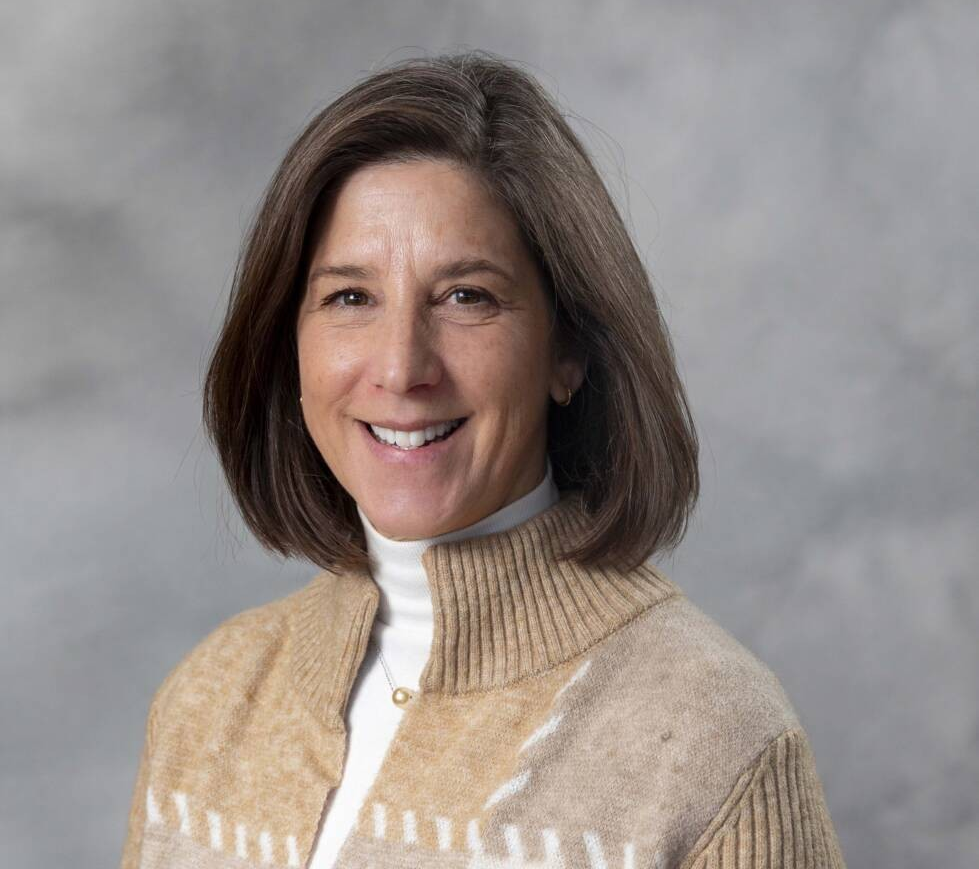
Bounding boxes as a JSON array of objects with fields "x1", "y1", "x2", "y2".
[{"x1": 307, "y1": 256, "x2": 515, "y2": 286}]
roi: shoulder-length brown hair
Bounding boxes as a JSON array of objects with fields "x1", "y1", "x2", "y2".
[{"x1": 202, "y1": 49, "x2": 699, "y2": 574}]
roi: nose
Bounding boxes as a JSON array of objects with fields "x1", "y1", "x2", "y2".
[{"x1": 368, "y1": 299, "x2": 443, "y2": 395}]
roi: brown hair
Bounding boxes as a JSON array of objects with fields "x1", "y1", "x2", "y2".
[{"x1": 202, "y1": 49, "x2": 699, "y2": 573}]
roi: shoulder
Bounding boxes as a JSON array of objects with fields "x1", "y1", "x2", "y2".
[
  {"x1": 626, "y1": 588, "x2": 847, "y2": 867},
  {"x1": 147, "y1": 577, "x2": 315, "y2": 727},
  {"x1": 571, "y1": 571, "x2": 816, "y2": 859},
  {"x1": 575, "y1": 569, "x2": 806, "y2": 794},
  {"x1": 628, "y1": 582, "x2": 802, "y2": 733}
]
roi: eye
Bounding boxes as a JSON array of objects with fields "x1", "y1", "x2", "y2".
[
  {"x1": 320, "y1": 288, "x2": 368, "y2": 307},
  {"x1": 448, "y1": 287, "x2": 493, "y2": 306},
  {"x1": 316, "y1": 287, "x2": 495, "y2": 309}
]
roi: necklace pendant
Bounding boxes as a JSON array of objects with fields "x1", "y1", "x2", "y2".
[{"x1": 392, "y1": 686, "x2": 414, "y2": 707}]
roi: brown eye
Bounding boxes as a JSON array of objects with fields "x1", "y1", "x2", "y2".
[
  {"x1": 322, "y1": 289, "x2": 368, "y2": 307},
  {"x1": 450, "y1": 287, "x2": 491, "y2": 305}
]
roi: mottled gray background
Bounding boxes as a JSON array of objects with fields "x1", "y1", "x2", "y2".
[{"x1": 3, "y1": 1, "x2": 977, "y2": 867}]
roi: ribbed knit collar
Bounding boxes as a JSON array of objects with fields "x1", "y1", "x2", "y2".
[
  {"x1": 355, "y1": 456, "x2": 560, "y2": 632},
  {"x1": 290, "y1": 488, "x2": 681, "y2": 731}
]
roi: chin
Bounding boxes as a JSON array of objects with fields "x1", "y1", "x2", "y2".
[{"x1": 360, "y1": 491, "x2": 455, "y2": 537}]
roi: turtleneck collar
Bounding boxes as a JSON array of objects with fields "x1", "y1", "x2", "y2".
[
  {"x1": 355, "y1": 456, "x2": 561, "y2": 633},
  {"x1": 290, "y1": 482, "x2": 682, "y2": 731}
]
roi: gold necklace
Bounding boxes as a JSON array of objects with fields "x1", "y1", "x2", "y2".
[{"x1": 369, "y1": 634, "x2": 415, "y2": 707}]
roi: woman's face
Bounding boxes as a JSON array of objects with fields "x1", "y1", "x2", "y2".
[{"x1": 296, "y1": 158, "x2": 583, "y2": 540}]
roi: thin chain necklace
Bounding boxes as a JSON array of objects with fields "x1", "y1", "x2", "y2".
[{"x1": 369, "y1": 634, "x2": 415, "y2": 707}]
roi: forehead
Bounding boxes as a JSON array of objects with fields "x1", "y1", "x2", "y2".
[{"x1": 312, "y1": 159, "x2": 528, "y2": 263}]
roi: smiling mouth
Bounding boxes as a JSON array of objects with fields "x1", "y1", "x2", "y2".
[{"x1": 361, "y1": 417, "x2": 468, "y2": 450}]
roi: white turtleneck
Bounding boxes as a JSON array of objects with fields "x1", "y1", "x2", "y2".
[{"x1": 308, "y1": 456, "x2": 561, "y2": 869}]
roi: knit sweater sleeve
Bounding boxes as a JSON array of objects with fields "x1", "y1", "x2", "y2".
[
  {"x1": 118, "y1": 697, "x2": 157, "y2": 869},
  {"x1": 676, "y1": 727, "x2": 847, "y2": 869}
]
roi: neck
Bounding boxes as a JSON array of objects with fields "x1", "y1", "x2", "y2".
[
  {"x1": 289, "y1": 486, "x2": 681, "y2": 730},
  {"x1": 356, "y1": 457, "x2": 561, "y2": 631}
]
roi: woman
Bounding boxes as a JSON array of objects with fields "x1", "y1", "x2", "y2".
[{"x1": 120, "y1": 51, "x2": 847, "y2": 869}]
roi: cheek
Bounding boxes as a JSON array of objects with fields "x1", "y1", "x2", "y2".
[
  {"x1": 297, "y1": 334, "x2": 360, "y2": 400},
  {"x1": 447, "y1": 327, "x2": 551, "y2": 406}
]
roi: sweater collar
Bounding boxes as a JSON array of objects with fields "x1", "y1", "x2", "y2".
[
  {"x1": 355, "y1": 455, "x2": 561, "y2": 631},
  {"x1": 290, "y1": 488, "x2": 681, "y2": 730}
]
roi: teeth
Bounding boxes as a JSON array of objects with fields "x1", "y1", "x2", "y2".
[{"x1": 369, "y1": 418, "x2": 463, "y2": 450}]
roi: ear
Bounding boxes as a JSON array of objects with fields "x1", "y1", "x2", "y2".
[{"x1": 549, "y1": 340, "x2": 587, "y2": 403}]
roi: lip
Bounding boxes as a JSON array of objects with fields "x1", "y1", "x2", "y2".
[
  {"x1": 357, "y1": 416, "x2": 469, "y2": 466},
  {"x1": 360, "y1": 416, "x2": 467, "y2": 431}
]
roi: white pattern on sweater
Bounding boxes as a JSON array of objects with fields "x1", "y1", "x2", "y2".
[{"x1": 309, "y1": 458, "x2": 561, "y2": 869}]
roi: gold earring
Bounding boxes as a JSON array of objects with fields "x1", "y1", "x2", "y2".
[{"x1": 556, "y1": 385, "x2": 573, "y2": 406}]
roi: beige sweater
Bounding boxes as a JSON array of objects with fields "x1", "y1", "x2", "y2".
[{"x1": 120, "y1": 489, "x2": 847, "y2": 869}]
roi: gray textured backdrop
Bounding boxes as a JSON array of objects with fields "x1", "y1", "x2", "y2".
[{"x1": 3, "y1": 2, "x2": 977, "y2": 867}]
